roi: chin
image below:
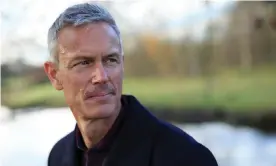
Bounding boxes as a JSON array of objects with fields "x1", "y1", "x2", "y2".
[{"x1": 83, "y1": 103, "x2": 116, "y2": 119}]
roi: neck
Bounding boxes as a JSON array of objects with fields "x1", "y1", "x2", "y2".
[{"x1": 77, "y1": 107, "x2": 121, "y2": 149}]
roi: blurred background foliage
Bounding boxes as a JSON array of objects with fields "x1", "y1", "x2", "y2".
[
  {"x1": 1, "y1": 1, "x2": 276, "y2": 112},
  {"x1": 2, "y1": 2, "x2": 276, "y2": 165}
]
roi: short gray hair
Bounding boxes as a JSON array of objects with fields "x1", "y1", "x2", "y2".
[{"x1": 47, "y1": 2, "x2": 121, "y2": 63}]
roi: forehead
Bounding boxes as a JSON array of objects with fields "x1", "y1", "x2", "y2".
[{"x1": 57, "y1": 22, "x2": 120, "y2": 57}]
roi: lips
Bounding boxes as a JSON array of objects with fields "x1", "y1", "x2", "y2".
[{"x1": 84, "y1": 91, "x2": 113, "y2": 100}]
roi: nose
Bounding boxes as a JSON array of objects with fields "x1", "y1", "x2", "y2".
[{"x1": 92, "y1": 62, "x2": 109, "y2": 84}]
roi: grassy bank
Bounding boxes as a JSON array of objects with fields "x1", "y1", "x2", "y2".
[{"x1": 2, "y1": 67, "x2": 276, "y2": 111}]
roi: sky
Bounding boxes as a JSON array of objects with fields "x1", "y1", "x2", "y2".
[{"x1": 1, "y1": 0, "x2": 234, "y2": 65}]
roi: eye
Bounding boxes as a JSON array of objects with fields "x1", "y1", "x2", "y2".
[
  {"x1": 107, "y1": 58, "x2": 118, "y2": 63},
  {"x1": 80, "y1": 60, "x2": 91, "y2": 65},
  {"x1": 104, "y1": 57, "x2": 119, "y2": 65},
  {"x1": 73, "y1": 60, "x2": 92, "y2": 67}
]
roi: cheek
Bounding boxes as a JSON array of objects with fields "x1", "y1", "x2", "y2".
[
  {"x1": 64, "y1": 74, "x2": 80, "y2": 87},
  {"x1": 109, "y1": 67, "x2": 123, "y2": 92},
  {"x1": 62, "y1": 73, "x2": 87, "y2": 96}
]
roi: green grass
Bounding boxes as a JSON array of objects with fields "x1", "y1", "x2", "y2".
[
  {"x1": 123, "y1": 73, "x2": 276, "y2": 111},
  {"x1": 3, "y1": 83, "x2": 66, "y2": 109},
  {"x1": 2, "y1": 68, "x2": 276, "y2": 111}
]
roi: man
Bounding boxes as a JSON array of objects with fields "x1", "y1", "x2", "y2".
[{"x1": 44, "y1": 2, "x2": 218, "y2": 166}]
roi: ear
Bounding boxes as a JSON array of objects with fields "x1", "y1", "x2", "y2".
[{"x1": 44, "y1": 61, "x2": 63, "y2": 91}]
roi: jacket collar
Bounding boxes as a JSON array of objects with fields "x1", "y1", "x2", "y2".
[
  {"x1": 62, "y1": 94, "x2": 159, "y2": 166},
  {"x1": 103, "y1": 95, "x2": 159, "y2": 166},
  {"x1": 75, "y1": 98, "x2": 127, "y2": 152}
]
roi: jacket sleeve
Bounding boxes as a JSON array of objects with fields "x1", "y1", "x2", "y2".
[
  {"x1": 191, "y1": 143, "x2": 218, "y2": 166},
  {"x1": 47, "y1": 140, "x2": 64, "y2": 166},
  {"x1": 153, "y1": 140, "x2": 218, "y2": 166},
  {"x1": 152, "y1": 122, "x2": 218, "y2": 166}
]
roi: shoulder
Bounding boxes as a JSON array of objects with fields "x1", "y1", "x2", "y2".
[
  {"x1": 153, "y1": 120, "x2": 218, "y2": 166},
  {"x1": 156, "y1": 120, "x2": 198, "y2": 146},
  {"x1": 47, "y1": 131, "x2": 74, "y2": 166}
]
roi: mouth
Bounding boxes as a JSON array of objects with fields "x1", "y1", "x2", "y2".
[{"x1": 84, "y1": 91, "x2": 114, "y2": 100}]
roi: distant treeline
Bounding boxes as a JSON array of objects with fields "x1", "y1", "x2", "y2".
[
  {"x1": 123, "y1": 1, "x2": 276, "y2": 77},
  {"x1": 2, "y1": 1, "x2": 276, "y2": 84}
]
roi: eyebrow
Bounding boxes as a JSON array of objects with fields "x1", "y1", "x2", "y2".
[
  {"x1": 71, "y1": 55, "x2": 94, "y2": 61},
  {"x1": 103, "y1": 52, "x2": 120, "y2": 59},
  {"x1": 67, "y1": 55, "x2": 93, "y2": 65},
  {"x1": 66, "y1": 52, "x2": 121, "y2": 67}
]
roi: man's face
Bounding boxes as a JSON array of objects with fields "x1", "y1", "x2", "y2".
[{"x1": 44, "y1": 22, "x2": 124, "y2": 120}]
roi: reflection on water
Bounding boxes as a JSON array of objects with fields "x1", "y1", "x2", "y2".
[
  {"x1": 180, "y1": 123, "x2": 276, "y2": 166},
  {"x1": 0, "y1": 108, "x2": 276, "y2": 166}
]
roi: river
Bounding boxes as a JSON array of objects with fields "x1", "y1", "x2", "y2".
[{"x1": 0, "y1": 107, "x2": 276, "y2": 166}]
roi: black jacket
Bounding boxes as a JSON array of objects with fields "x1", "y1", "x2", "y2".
[{"x1": 48, "y1": 95, "x2": 218, "y2": 166}]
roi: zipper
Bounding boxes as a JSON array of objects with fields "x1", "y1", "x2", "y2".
[
  {"x1": 85, "y1": 150, "x2": 89, "y2": 166},
  {"x1": 102, "y1": 158, "x2": 107, "y2": 166}
]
